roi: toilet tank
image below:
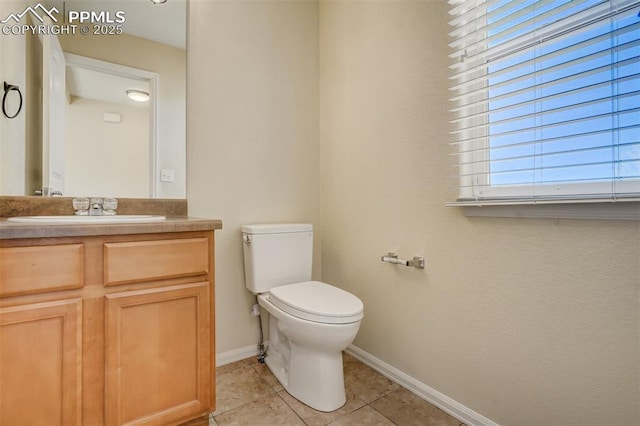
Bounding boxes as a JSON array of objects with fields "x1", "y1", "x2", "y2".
[{"x1": 242, "y1": 224, "x2": 313, "y2": 294}]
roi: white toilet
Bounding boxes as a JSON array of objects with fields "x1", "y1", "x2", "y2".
[{"x1": 242, "y1": 223, "x2": 363, "y2": 412}]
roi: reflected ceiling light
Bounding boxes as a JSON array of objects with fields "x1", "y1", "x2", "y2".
[
  {"x1": 126, "y1": 89, "x2": 150, "y2": 102},
  {"x1": 150, "y1": 0, "x2": 167, "y2": 4}
]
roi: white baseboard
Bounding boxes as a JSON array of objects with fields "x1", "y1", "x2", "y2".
[
  {"x1": 345, "y1": 345, "x2": 499, "y2": 426},
  {"x1": 216, "y1": 344, "x2": 260, "y2": 367}
]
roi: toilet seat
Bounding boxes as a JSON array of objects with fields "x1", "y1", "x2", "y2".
[{"x1": 269, "y1": 281, "x2": 363, "y2": 324}]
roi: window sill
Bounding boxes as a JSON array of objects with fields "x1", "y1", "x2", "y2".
[{"x1": 447, "y1": 200, "x2": 640, "y2": 221}]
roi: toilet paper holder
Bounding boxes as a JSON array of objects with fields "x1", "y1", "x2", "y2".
[{"x1": 381, "y1": 252, "x2": 425, "y2": 269}]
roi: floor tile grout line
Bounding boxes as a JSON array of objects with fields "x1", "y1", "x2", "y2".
[
  {"x1": 212, "y1": 389, "x2": 278, "y2": 421},
  {"x1": 273, "y1": 388, "x2": 312, "y2": 426},
  {"x1": 366, "y1": 402, "x2": 400, "y2": 426},
  {"x1": 218, "y1": 361, "x2": 374, "y2": 425},
  {"x1": 214, "y1": 355, "x2": 465, "y2": 426},
  {"x1": 212, "y1": 364, "x2": 279, "y2": 418}
]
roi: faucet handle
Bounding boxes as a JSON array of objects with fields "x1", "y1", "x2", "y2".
[
  {"x1": 72, "y1": 198, "x2": 90, "y2": 215},
  {"x1": 102, "y1": 198, "x2": 118, "y2": 216}
]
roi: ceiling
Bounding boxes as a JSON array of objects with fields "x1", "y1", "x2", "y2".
[
  {"x1": 65, "y1": 66, "x2": 151, "y2": 107},
  {"x1": 44, "y1": 0, "x2": 186, "y2": 49},
  {"x1": 41, "y1": 0, "x2": 186, "y2": 105}
]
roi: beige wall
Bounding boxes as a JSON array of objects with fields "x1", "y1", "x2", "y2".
[
  {"x1": 64, "y1": 98, "x2": 149, "y2": 197},
  {"x1": 187, "y1": 0, "x2": 320, "y2": 354},
  {"x1": 319, "y1": 1, "x2": 638, "y2": 425},
  {"x1": 0, "y1": 0, "x2": 28, "y2": 195},
  {"x1": 188, "y1": 0, "x2": 639, "y2": 425}
]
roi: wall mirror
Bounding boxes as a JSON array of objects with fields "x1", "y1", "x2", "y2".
[{"x1": 0, "y1": 0, "x2": 186, "y2": 198}]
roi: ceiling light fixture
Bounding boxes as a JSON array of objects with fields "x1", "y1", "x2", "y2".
[
  {"x1": 150, "y1": 0, "x2": 167, "y2": 4},
  {"x1": 126, "y1": 89, "x2": 150, "y2": 102}
]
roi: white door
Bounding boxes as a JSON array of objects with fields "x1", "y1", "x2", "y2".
[{"x1": 41, "y1": 32, "x2": 65, "y2": 195}]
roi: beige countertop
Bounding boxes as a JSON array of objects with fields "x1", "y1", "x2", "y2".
[{"x1": 0, "y1": 216, "x2": 222, "y2": 239}]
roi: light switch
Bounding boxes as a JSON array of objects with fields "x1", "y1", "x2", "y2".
[{"x1": 160, "y1": 169, "x2": 175, "y2": 182}]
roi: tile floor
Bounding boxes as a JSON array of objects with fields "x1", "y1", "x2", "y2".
[{"x1": 208, "y1": 352, "x2": 466, "y2": 426}]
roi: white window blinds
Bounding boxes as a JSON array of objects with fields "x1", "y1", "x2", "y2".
[{"x1": 448, "y1": 0, "x2": 640, "y2": 204}]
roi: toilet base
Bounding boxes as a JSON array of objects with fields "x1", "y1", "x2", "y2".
[{"x1": 265, "y1": 340, "x2": 346, "y2": 412}]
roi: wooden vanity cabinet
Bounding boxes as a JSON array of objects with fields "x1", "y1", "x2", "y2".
[{"x1": 0, "y1": 230, "x2": 216, "y2": 426}]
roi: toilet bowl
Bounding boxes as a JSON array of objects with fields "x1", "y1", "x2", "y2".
[
  {"x1": 258, "y1": 282, "x2": 362, "y2": 411},
  {"x1": 242, "y1": 224, "x2": 363, "y2": 412}
]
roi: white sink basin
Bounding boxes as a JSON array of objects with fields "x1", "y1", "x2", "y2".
[{"x1": 7, "y1": 215, "x2": 166, "y2": 224}]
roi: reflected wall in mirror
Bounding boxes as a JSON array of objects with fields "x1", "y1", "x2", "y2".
[
  {"x1": 0, "y1": 0, "x2": 186, "y2": 198},
  {"x1": 63, "y1": 53, "x2": 154, "y2": 198}
]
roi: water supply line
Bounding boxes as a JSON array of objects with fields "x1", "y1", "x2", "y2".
[{"x1": 253, "y1": 295, "x2": 267, "y2": 364}]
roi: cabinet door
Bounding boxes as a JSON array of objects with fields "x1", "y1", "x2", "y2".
[
  {"x1": 0, "y1": 299, "x2": 82, "y2": 425},
  {"x1": 105, "y1": 283, "x2": 210, "y2": 426}
]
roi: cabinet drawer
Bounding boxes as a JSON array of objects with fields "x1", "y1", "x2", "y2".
[
  {"x1": 104, "y1": 238, "x2": 209, "y2": 286},
  {"x1": 0, "y1": 244, "x2": 84, "y2": 297}
]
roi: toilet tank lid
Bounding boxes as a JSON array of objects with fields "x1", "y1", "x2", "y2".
[{"x1": 242, "y1": 223, "x2": 312, "y2": 234}]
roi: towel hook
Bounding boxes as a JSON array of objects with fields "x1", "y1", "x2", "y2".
[{"x1": 2, "y1": 81, "x2": 23, "y2": 119}]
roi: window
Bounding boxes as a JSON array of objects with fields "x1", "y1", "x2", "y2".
[{"x1": 448, "y1": 0, "x2": 640, "y2": 205}]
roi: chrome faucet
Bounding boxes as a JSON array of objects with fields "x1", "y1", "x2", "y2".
[{"x1": 89, "y1": 198, "x2": 103, "y2": 216}]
